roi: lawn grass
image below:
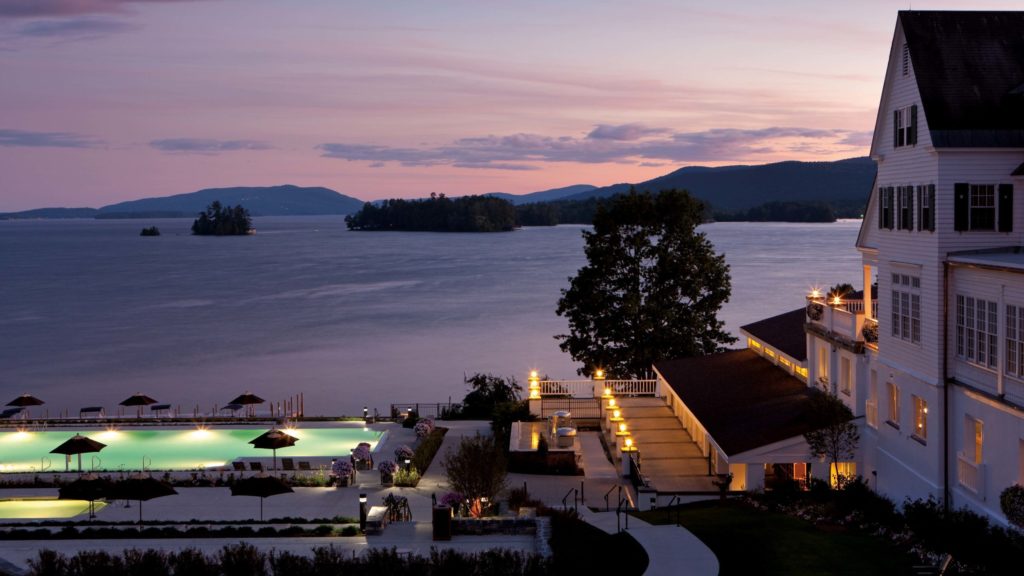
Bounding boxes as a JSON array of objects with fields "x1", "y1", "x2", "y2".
[
  {"x1": 635, "y1": 499, "x2": 918, "y2": 576},
  {"x1": 549, "y1": 511, "x2": 649, "y2": 576}
]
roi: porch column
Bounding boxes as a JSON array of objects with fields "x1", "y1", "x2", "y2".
[
  {"x1": 863, "y1": 264, "x2": 873, "y2": 320},
  {"x1": 744, "y1": 463, "x2": 765, "y2": 491}
]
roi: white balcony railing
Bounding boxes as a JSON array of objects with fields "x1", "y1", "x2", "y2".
[
  {"x1": 608, "y1": 379, "x2": 657, "y2": 396},
  {"x1": 807, "y1": 297, "x2": 874, "y2": 344},
  {"x1": 538, "y1": 379, "x2": 657, "y2": 398},
  {"x1": 957, "y1": 452, "x2": 985, "y2": 497}
]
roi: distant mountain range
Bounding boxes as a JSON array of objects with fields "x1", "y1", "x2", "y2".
[
  {"x1": 565, "y1": 157, "x2": 876, "y2": 212},
  {"x1": 0, "y1": 157, "x2": 876, "y2": 220}
]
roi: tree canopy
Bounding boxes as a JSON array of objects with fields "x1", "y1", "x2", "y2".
[
  {"x1": 345, "y1": 194, "x2": 516, "y2": 232},
  {"x1": 556, "y1": 189, "x2": 735, "y2": 378},
  {"x1": 191, "y1": 201, "x2": 252, "y2": 236},
  {"x1": 804, "y1": 391, "x2": 860, "y2": 484}
]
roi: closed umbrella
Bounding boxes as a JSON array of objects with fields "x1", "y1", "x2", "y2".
[
  {"x1": 111, "y1": 473, "x2": 177, "y2": 524},
  {"x1": 230, "y1": 473, "x2": 293, "y2": 521},
  {"x1": 50, "y1": 434, "x2": 106, "y2": 473},
  {"x1": 228, "y1": 392, "x2": 264, "y2": 417},
  {"x1": 248, "y1": 429, "x2": 298, "y2": 471},
  {"x1": 119, "y1": 393, "x2": 158, "y2": 417},
  {"x1": 58, "y1": 473, "x2": 113, "y2": 519}
]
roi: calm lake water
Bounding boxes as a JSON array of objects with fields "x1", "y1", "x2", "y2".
[{"x1": 0, "y1": 218, "x2": 862, "y2": 416}]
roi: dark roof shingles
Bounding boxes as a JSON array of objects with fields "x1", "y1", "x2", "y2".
[
  {"x1": 655, "y1": 349, "x2": 820, "y2": 456},
  {"x1": 901, "y1": 11, "x2": 1024, "y2": 147},
  {"x1": 739, "y1": 308, "x2": 808, "y2": 362}
]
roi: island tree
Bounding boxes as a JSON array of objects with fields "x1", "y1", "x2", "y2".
[
  {"x1": 556, "y1": 189, "x2": 735, "y2": 378},
  {"x1": 191, "y1": 201, "x2": 252, "y2": 236},
  {"x1": 441, "y1": 433, "x2": 507, "y2": 517}
]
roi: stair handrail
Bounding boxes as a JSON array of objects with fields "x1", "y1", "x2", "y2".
[
  {"x1": 561, "y1": 487, "x2": 579, "y2": 512},
  {"x1": 616, "y1": 495, "x2": 630, "y2": 532},
  {"x1": 604, "y1": 484, "x2": 622, "y2": 512}
]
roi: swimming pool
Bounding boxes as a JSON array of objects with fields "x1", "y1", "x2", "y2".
[
  {"x1": 0, "y1": 426, "x2": 381, "y2": 472},
  {"x1": 0, "y1": 498, "x2": 104, "y2": 519}
]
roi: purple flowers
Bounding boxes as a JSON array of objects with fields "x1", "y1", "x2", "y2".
[
  {"x1": 378, "y1": 460, "x2": 398, "y2": 475},
  {"x1": 352, "y1": 444, "x2": 371, "y2": 462},
  {"x1": 414, "y1": 418, "x2": 434, "y2": 439},
  {"x1": 332, "y1": 459, "x2": 354, "y2": 477},
  {"x1": 439, "y1": 491, "x2": 464, "y2": 508},
  {"x1": 394, "y1": 445, "x2": 414, "y2": 461}
]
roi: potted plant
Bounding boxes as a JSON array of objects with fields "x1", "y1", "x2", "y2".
[
  {"x1": 352, "y1": 444, "x2": 372, "y2": 471},
  {"x1": 331, "y1": 459, "x2": 354, "y2": 487},
  {"x1": 378, "y1": 460, "x2": 398, "y2": 485}
]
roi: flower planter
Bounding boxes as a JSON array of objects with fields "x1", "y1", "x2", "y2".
[{"x1": 380, "y1": 471, "x2": 394, "y2": 486}]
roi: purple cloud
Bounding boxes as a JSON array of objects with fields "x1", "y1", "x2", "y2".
[
  {"x1": 0, "y1": 128, "x2": 99, "y2": 148},
  {"x1": 149, "y1": 138, "x2": 272, "y2": 154},
  {"x1": 587, "y1": 123, "x2": 670, "y2": 141},
  {"x1": 0, "y1": 1, "x2": 203, "y2": 19},
  {"x1": 319, "y1": 125, "x2": 865, "y2": 169},
  {"x1": 16, "y1": 17, "x2": 138, "y2": 37}
]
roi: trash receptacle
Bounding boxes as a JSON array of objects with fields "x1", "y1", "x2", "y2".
[{"x1": 432, "y1": 506, "x2": 452, "y2": 541}]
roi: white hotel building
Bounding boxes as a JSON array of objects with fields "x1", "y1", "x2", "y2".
[{"x1": 786, "y1": 10, "x2": 1024, "y2": 523}]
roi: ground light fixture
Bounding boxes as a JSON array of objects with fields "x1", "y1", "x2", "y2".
[
  {"x1": 359, "y1": 494, "x2": 367, "y2": 531},
  {"x1": 404, "y1": 458, "x2": 411, "y2": 471},
  {"x1": 593, "y1": 369, "x2": 606, "y2": 381}
]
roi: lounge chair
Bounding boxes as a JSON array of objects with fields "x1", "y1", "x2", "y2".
[
  {"x1": 232, "y1": 461, "x2": 246, "y2": 472},
  {"x1": 250, "y1": 462, "x2": 263, "y2": 472},
  {"x1": 298, "y1": 461, "x2": 312, "y2": 471},
  {"x1": 281, "y1": 458, "x2": 295, "y2": 471}
]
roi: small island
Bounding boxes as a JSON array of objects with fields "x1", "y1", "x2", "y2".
[
  {"x1": 139, "y1": 226, "x2": 161, "y2": 236},
  {"x1": 345, "y1": 194, "x2": 516, "y2": 232},
  {"x1": 191, "y1": 201, "x2": 253, "y2": 236}
]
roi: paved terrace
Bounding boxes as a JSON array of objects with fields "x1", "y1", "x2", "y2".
[{"x1": 0, "y1": 420, "x2": 717, "y2": 575}]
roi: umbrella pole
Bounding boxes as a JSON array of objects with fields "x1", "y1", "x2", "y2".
[
  {"x1": 273, "y1": 449, "x2": 277, "y2": 472},
  {"x1": 78, "y1": 453, "x2": 82, "y2": 474},
  {"x1": 260, "y1": 497, "x2": 264, "y2": 522},
  {"x1": 139, "y1": 500, "x2": 142, "y2": 524}
]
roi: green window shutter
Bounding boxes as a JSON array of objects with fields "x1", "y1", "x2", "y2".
[
  {"x1": 999, "y1": 184, "x2": 1013, "y2": 232},
  {"x1": 954, "y1": 183, "x2": 969, "y2": 231},
  {"x1": 928, "y1": 184, "x2": 936, "y2": 231},
  {"x1": 909, "y1": 105, "x2": 918, "y2": 145}
]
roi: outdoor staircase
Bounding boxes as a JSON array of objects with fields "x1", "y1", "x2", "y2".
[{"x1": 607, "y1": 397, "x2": 715, "y2": 492}]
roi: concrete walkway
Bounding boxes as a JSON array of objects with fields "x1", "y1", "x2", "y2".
[{"x1": 579, "y1": 509, "x2": 719, "y2": 576}]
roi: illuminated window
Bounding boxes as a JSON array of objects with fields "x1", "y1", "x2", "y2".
[
  {"x1": 912, "y1": 395, "x2": 927, "y2": 442},
  {"x1": 840, "y1": 357, "x2": 852, "y2": 396},
  {"x1": 886, "y1": 382, "x2": 900, "y2": 428},
  {"x1": 831, "y1": 462, "x2": 857, "y2": 488},
  {"x1": 779, "y1": 357, "x2": 792, "y2": 368},
  {"x1": 967, "y1": 417, "x2": 983, "y2": 464},
  {"x1": 765, "y1": 348, "x2": 776, "y2": 360},
  {"x1": 866, "y1": 370, "x2": 878, "y2": 429},
  {"x1": 957, "y1": 295, "x2": 997, "y2": 369},
  {"x1": 748, "y1": 339, "x2": 762, "y2": 350},
  {"x1": 1006, "y1": 305, "x2": 1024, "y2": 378}
]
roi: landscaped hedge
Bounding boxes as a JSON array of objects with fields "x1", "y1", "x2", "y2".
[
  {"x1": 411, "y1": 427, "x2": 447, "y2": 474},
  {"x1": 0, "y1": 524, "x2": 359, "y2": 541},
  {"x1": 27, "y1": 543, "x2": 550, "y2": 576}
]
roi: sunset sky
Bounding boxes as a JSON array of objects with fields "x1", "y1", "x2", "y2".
[{"x1": 1, "y1": 0, "x2": 1019, "y2": 211}]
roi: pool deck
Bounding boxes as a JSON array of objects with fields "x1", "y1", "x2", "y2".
[{"x1": 0, "y1": 420, "x2": 718, "y2": 575}]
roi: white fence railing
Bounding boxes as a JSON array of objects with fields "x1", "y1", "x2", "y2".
[
  {"x1": 957, "y1": 452, "x2": 984, "y2": 496},
  {"x1": 537, "y1": 379, "x2": 657, "y2": 398}
]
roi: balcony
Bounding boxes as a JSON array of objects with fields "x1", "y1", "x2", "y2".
[
  {"x1": 806, "y1": 296, "x2": 875, "y2": 351},
  {"x1": 957, "y1": 452, "x2": 985, "y2": 497}
]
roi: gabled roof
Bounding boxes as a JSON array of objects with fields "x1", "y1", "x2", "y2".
[
  {"x1": 739, "y1": 308, "x2": 807, "y2": 362},
  {"x1": 901, "y1": 11, "x2": 1024, "y2": 147},
  {"x1": 654, "y1": 349, "x2": 821, "y2": 456}
]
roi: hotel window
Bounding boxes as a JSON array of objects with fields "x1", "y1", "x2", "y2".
[
  {"x1": 912, "y1": 395, "x2": 927, "y2": 442},
  {"x1": 886, "y1": 381, "x2": 900, "y2": 428},
  {"x1": 879, "y1": 187, "x2": 894, "y2": 229},
  {"x1": 897, "y1": 186, "x2": 913, "y2": 230},
  {"x1": 866, "y1": 370, "x2": 878, "y2": 429},
  {"x1": 965, "y1": 417, "x2": 983, "y2": 464},
  {"x1": 840, "y1": 357, "x2": 852, "y2": 396},
  {"x1": 917, "y1": 184, "x2": 935, "y2": 231},
  {"x1": 954, "y1": 183, "x2": 1013, "y2": 232},
  {"x1": 891, "y1": 273, "x2": 920, "y2": 343},
  {"x1": 1007, "y1": 305, "x2": 1024, "y2": 378},
  {"x1": 957, "y1": 295, "x2": 998, "y2": 369},
  {"x1": 893, "y1": 105, "x2": 917, "y2": 148}
]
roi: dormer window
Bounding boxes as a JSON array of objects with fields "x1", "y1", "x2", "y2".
[{"x1": 893, "y1": 105, "x2": 918, "y2": 148}]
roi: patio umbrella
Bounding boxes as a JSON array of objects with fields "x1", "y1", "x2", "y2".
[
  {"x1": 230, "y1": 473, "x2": 293, "y2": 521},
  {"x1": 111, "y1": 473, "x2": 177, "y2": 524},
  {"x1": 58, "y1": 473, "x2": 113, "y2": 519},
  {"x1": 248, "y1": 429, "x2": 298, "y2": 471},
  {"x1": 7, "y1": 394, "x2": 44, "y2": 419},
  {"x1": 119, "y1": 393, "x2": 158, "y2": 417},
  {"x1": 50, "y1": 434, "x2": 106, "y2": 473},
  {"x1": 6, "y1": 394, "x2": 44, "y2": 407},
  {"x1": 228, "y1": 392, "x2": 265, "y2": 417}
]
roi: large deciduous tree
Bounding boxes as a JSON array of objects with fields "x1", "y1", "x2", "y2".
[
  {"x1": 803, "y1": 391, "x2": 860, "y2": 485},
  {"x1": 556, "y1": 189, "x2": 735, "y2": 378},
  {"x1": 441, "y1": 433, "x2": 507, "y2": 517}
]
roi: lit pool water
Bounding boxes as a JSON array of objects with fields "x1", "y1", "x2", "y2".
[
  {"x1": 0, "y1": 427, "x2": 381, "y2": 472},
  {"x1": 0, "y1": 498, "x2": 104, "y2": 519}
]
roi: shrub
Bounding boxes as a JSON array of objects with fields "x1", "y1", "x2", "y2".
[
  {"x1": 402, "y1": 411, "x2": 419, "y2": 428},
  {"x1": 170, "y1": 549, "x2": 219, "y2": 576},
  {"x1": 378, "y1": 460, "x2": 398, "y2": 475},
  {"x1": 412, "y1": 427, "x2": 447, "y2": 473},
  {"x1": 219, "y1": 542, "x2": 267, "y2": 576},
  {"x1": 442, "y1": 433, "x2": 507, "y2": 509},
  {"x1": 340, "y1": 525, "x2": 359, "y2": 536},
  {"x1": 394, "y1": 467, "x2": 421, "y2": 487},
  {"x1": 269, "y1": 551, "x2": 314, "y2": 576},
  {"x1": 394, "y1": 445, "x2": 414, "y2": 461},
  {"x1": 1000, "y1": 484, "x2": 1024, "y2": 529},
  {"x1": 414, "y1": 418, "x2": 434, "y2": 439}
]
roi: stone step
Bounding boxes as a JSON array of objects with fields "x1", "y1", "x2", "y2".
[
  {"x1": 621, "y1": 419, "x2": 687, "y2": 432},
  {"x1": 640, "y1": 459, "x2": 711, "y2": 477},
  {"x1": 631, "y1": 444, "x2": 705, "y2": 459},
  {"x1": 617, "y1": 406, "x2": 676, "y2": 418}
]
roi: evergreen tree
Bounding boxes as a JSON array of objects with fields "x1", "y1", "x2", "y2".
[{"x1": 556, "y1": 189, "x2": 735, "y2": 378}]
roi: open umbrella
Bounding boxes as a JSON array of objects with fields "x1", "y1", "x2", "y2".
[
  {"x1": 58, "y1": 473, "x2": 113, "y2": 519},
  {"x1": 50, "y1": 434, "x2": 106, "y2": 473},
  {"x1": 7, "y1": 394, "x2": 44, "y2": 419},
  {"x1": 228, "y1": 392, "x2": 264, "y2": 417},
  {"x1": 111, "y1": 473, "x2": 177, "y2": 524},
  {"x1": 119, "y1": 393, "x2": 158, "y2": 417},
  {"x1": 230, "y1": 473, "x2": 293, "y2": 521},
  {"x1": 248, "y1": 429, "x2": 298, "y2": 471}
]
